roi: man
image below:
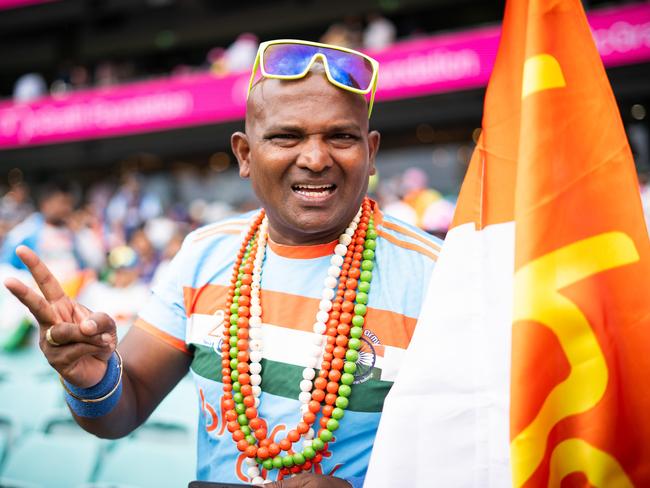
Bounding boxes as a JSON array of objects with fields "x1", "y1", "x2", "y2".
[
  {"x1": 0, "y1": 180, "x2": 81, "y2": 283},
  {"x1": 5, "y1": 40, "x2": 441, "y2": 487}
]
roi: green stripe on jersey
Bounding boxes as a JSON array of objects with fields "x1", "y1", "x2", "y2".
[{"x1": 191, "y1": 344, "x2": 391, "y2": 413}]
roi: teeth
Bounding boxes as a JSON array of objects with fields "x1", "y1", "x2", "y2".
[{"x1": 293, "y1": 184, "x2": 334, "y2": 191}]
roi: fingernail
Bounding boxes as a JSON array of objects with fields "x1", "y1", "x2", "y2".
[
  {"x1": 101, "y1": 333, "x2": 111, "y2": 345},
  {"x1": 82, "y1": 319, "x2": 97, "y2": 333}
]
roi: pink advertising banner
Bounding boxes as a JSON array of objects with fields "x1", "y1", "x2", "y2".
[
  {"x1": 0, "y1": 0, "x2": 55, "y2": 10},
  {"x1": 1, "y1": 2, "x2": 648, "y2": 149}
]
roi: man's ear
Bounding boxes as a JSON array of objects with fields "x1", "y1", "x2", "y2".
[
  {"x1": 367, "y1": 130, "x2": 381, "y2": 176},
  {"x1": 231, "y1": 131, "x2": 251, "y2": 178}
]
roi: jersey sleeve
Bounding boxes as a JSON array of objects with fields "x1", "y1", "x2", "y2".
[{"x1": 135, "y1": 235, "x2": 194, "y2": 355}]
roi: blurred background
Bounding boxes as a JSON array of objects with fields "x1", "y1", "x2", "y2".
[{"x1": 0, "y1": 0, "x2": 648, "y2": 487}]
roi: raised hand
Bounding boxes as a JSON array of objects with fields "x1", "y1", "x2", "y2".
[{"x1": 4, "y1": 245, "x2": 117, "y2": 388}]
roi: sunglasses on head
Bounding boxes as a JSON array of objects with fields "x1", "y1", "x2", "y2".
[{"x1": 247, "y1": 39, "x2": 380, "y2": 117}]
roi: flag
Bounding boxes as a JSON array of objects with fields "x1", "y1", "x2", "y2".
[{"x1": 364, "y1": 0, "x2": 650, "y2": 486}]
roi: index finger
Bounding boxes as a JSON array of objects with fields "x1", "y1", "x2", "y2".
[{"x1": 15, "y1": 245, "x2": 66, "y2": 302}]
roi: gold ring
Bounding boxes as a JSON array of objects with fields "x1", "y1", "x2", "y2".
[{"x1": 45, "y1": 326, "x2": 61, "y2": 347}]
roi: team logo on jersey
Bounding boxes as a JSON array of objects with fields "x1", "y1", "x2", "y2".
[{"x1": 353, "y1": 329, "x2": 379, "y2": 384}]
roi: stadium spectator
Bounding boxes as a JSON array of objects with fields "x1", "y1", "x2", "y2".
[
  {"x1": 363, "y1": 13, "x2": 397, "y2": 50},
  {"x1": 77, "y1": 245, "x2": 149, "y2": 339},
  {"x1": 0, "y1": 180, "x2": 86, "y2": 284},
  {"x1": 0, "y1": 181, "x2": 34, "y2": 244}
]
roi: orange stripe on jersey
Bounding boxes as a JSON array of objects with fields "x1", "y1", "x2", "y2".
[
  {"x1": 377, "y1": 229, "x2": 438, "y2": 261},
  {"x1": 268, "y1": 239, "x2": 338, "y2": 259},
  {"x1": 381, "y1": 220, "x2": 442, "y2": 251},
  {"x1": 134, "y1": 318, "x2": 192, "y2": 355},
  {"x1": 183, "y1": 284, "x2": 417, "y2": 350}
]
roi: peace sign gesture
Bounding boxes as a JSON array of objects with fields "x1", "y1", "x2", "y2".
[{"x1": 4, "y1": 245, "x2": 117, "y2": 388}]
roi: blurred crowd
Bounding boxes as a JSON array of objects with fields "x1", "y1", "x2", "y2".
[
  {"x1": 1, "y1": 161, "x2": 648, "y2": 348},
  {"x1": 10, "y1": 14, "x2": 400, "y2": 103}
]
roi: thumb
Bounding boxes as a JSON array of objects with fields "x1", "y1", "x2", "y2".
[{"x1": 80, "y1": 312, "x2": 117, "y2": 361}]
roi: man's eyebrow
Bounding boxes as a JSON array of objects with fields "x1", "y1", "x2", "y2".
[{"x1": 263, "y1": 124, "x2": 305, "y2": 133}]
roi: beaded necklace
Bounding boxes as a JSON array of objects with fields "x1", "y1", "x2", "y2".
[{"x1": 221, "y1": 198, "x2": 377, "y2": 483}]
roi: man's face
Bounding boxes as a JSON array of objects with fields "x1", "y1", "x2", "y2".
[
  {"x1": 232, "y1": 73, "x2": 380, "y2": 245},
  {"x1": 40, "y1": 192, "x2": 73, "y2": 226}
]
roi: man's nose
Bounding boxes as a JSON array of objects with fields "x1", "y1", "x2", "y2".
[{"x1": 295, "y1": 137, "x2": 334, "y2": 173}]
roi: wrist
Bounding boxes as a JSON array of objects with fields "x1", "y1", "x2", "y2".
[{"x1": 62, "y1": 350, "x2": 123, "y2": 418}]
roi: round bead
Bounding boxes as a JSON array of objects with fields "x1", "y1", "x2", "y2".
[
  {"x1": 345, "y1": 349, "x2": 359, "y2": 362},
  {"x1": 250, "y1": 305, "x2": 262, "y2": 316},
  {"x1": 250, "y1": 374, "x2": 262, "y2": 386},
  {"x1": 334, "y1": 244, "x2": 348, "y2": 256},
  {"x1": 330, "y1": 254, "x2": 344, "y2": 267},
  {"x1": 245, "y1": 457, "x2": 257, "y2": 466},
  {"x1": 323, "y1": 276, "x2": 338, "y2": 289},
  {"x1": 326, "y1": 418, "x2": 339, "y2": 431},
  {"x1": 356, "y1": 292, "x2": 369, "y2": 304},
  {"x1": 366, "y1": 229, "x2": 378, "y2": 240},
  {"x1": 316, "y1": 310, "x2": 330, "y2": 324},
  {"x1": 343, "y1": 361, "x2": 357, "y2": 374},
  {"x1": 361, "y1": 260, "x2": 374, "y2": 271},
  {"x1": 332, "y1": 407, "x2": 345, "y2": 420},
  {"x1": 302, "y1": 368, "x2": 316, "y2": 380},
  {"x1": 247, "y1": 466, "x2": 261, "y2": 478},
  {"x1": 344, "y1": 227, "x2": 355, "y2": 237},
  {"x1": 249, "y1": 362, "x2": 262, "y2": 375},
  {"x1": 357, "y1": 281, "x2": 371, "y2": 293},
  {"x1": 293, "y1": 453, "x2": 306, "y2": 466},
  {"x1": 299, "y1": 379, "x2": 313, "y2": 392},
  {"x1": 319, "y1": 430, "x2": 333, "y2": 442},
  {"x1": 338, "y1": 234, "x2": 352, "y2": 246},
  {"x1": 282, "y1": 456, "x2": 294, "y2": 468},
  {"x1": 362, "y1": 249, "x2": 374, "y2": 260},
  {"x1": 305, "y1": 428, "x2": 315, "y2": 440},
  {"x1": 250, "y1": 340, "x2": 263, "y2": 351},
  {"x1": 313, "y1": 322, "x2": 327, "y2": 334},
  {"x1": 354, "y1": 304, "x2": 367, "y2": 316},
  {"x1": 252, "y1": 477, "x2": 264, "y2": 484},
  {"x1": 249, "y1": 316, "x2": 262, "y2": 327},
  {"x1": 272, "y1": 456, "x2": 283, "y2": 469},
  {"x1": 322, "y1": 288, "x2": 335, "y2": 301},
  {"x1": 341, "y1": 373, "x2": 355, "y2": 385},
  {"x1": 249, "y1": 328, "x2": 262, "y2": 340},
  {"x1": 327, "y1": 266, "x2": 341, "y2": 278},
  {"x1": 250, "y1": 350, "x2": 263, "y2": 363},
  {"x1": 312, "y1": 334, "x2": 324, "y2": 346},
  {"x1": 348, "y1": 338, "x2": 361, "y2": 351},
  {"x1": 303, "y1": 446, "x2": 316, "y2": 460},
  {"x1": 364, "y1": 239, "x2": 376, "y2": 250},
  {"x1": 312, "y1": 438, "x2": 325, "y2": 451},
  {"x1": 318, "y1": 299, "x2": 332, "y2": 312},
  {"x1": 262, "y1": 459, "x2": 274, "y2": 470},
  {"x1": 338, "y1": 384, "x2": 352, "y2": 397},
  {"x1": 351, "y1": 315, "x2": 364, "y2": 328},
  {"x1": 299, "y1": 391, "x2": 312, "y2": 403},
  {"x1": 335, "y1": 396, "x2": 349, "y2": 409}
]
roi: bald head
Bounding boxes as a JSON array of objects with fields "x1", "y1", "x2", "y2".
[{"x1": 245, "y1": 66, "x2": 369, "y2": 134}]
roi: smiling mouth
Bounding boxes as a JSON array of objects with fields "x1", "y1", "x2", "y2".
[{"x1": 291, "y1": 183, "x2": 337, "y2": 199}]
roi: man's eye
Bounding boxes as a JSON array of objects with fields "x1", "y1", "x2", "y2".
[
  {"x1": 269, "y1": 134, "x2": 299, "y2": 140},
  {"x1": 333, "y1": 133, "x2": 359, "y2": 141}
]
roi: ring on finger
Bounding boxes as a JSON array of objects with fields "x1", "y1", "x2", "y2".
[{"x1": 46, "y1": 326, "x2": 61, "y2": 347}]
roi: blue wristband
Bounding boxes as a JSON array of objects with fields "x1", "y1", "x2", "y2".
[{"x1": 63, "y1": 352, "x2": 123, "y2": 418}]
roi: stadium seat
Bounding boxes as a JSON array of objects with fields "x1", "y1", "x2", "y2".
[
  {"x1": 92, "y1": 438, "x2": 196, "y2": 488},
  {"x1": 0, "y1": 431, "x2": 100, "y2": 488},
  {"x1": 0, "y1": 346, "x2": 53, "y2": 382},
  {"x1": 0, "y1": 377, "x2": 64, "y2": 435},
  {"x1": 149, "y1": 375, "x2": 198, "y2": 429}
]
